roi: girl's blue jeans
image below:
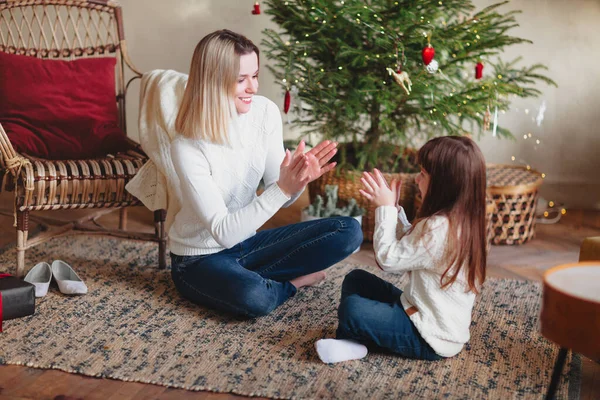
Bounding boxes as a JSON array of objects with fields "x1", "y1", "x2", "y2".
[
  {"x1": 170, "y1": 216, "x2": 363, "y2": 318},
  {"x1": 336, "y1": 269, "x2": 443, "y2": 361}
]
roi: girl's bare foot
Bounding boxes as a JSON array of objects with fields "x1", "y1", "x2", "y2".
[{"x1": 290, "y1": 271, "x2": 327, "y2": 289}]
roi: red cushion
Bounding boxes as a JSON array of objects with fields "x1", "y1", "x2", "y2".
[{"x1": 0, "y1": 52, "x2": 130, "y2": 159}]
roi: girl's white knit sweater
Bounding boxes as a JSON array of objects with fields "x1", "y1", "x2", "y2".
[
  {"x1": 374, "y1": 206, "x2": 476, "y2": 357},
  {"x1": 169, "y1": 96, "x2": 300, "y2": 256}
]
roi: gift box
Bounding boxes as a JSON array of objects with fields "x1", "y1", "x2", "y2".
[{"x1": 0, "y1": 274, "x2": 35, "y2": 332}]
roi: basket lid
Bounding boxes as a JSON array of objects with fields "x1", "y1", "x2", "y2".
[{"x1": 486, "y1": 164, "x2": 543, "y2": 190}]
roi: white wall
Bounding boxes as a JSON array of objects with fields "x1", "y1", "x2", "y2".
[
  {"x1": 474, "y1": 0, "x2": 600, "y2": 209},
  {"x1": 121, "y1": 0, "x2": 600, "y2": 209}
]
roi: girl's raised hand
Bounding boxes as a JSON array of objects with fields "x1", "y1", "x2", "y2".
[{"x1": 359, "y1": 169, "x2": 396, "y2": 208}]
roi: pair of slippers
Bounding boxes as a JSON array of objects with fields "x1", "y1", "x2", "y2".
[{"x1": 24, "y1": 260, "x2": 88, "y2": 297}]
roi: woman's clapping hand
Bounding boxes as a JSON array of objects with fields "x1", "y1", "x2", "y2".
[
  {"x1": 277, "y1": 139, "x2": 338, "y2": 196},
  {"x1": 278, "y1": 149, "x2": 310, "y2": 196},
  {"x1": 301, "y1": 139, "x2": 337, "y2": 183}
]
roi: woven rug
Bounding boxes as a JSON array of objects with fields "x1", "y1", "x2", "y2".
[{"x1": 0, "y1": 236, "x2": 580, "y2": 399}]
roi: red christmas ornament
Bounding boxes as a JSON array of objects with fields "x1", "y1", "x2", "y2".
[
  {"x1": 422, "y1": 45, "x2": 435, "y2": 66},
  {"x1": 251, "y1": 2, "x2": 261, "y2": 15},
  {"x1": 475, "y1": 62, "x2": 484, "y2": 79},
  {"x1": 284, "y1": 89, "x2": 291, "y2": 114}
]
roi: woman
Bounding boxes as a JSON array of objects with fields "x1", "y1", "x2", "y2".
[{"x1": 169, "y1": 29, "x2": 363, "y2": 318}]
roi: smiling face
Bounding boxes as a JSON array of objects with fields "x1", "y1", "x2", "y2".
[{"x1": 234, "y1": 52, "x2": 259, "y2": 114}]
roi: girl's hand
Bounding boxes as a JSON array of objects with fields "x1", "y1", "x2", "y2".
[
  {"x1": 278, "y1": 149, "x2": 310, "y2": 196},
  {"x1": 359, "y1": 169, "x2": 396, "y2": 208}
]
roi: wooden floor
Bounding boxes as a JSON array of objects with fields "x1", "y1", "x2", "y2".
[{"x1": 0, "y1": 190, "x2": 598, "y2": 400}]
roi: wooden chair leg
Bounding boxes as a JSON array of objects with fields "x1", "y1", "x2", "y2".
[
  {"x1": 119, "y1": 208, "x2": 128, "y2": 230},
  {"x1": 16, "y1": 210, "x2": 29, "y2": 278},
  {"x1": 154, "y1": 209, "x2": 167, "y2": 269}
]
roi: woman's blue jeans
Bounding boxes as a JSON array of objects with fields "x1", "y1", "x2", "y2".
[
  {"x1": 170, "y1": 216, "x2": 363, "y2": 318},
  {"x1": 336, "y1": 269, "x2": 443, "y2": 361}
]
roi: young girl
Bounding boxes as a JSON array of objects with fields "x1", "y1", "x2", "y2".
[
  {"x1": 316, "y1": 136, "x2": 487, "y2": 363},
  {"x1": 169, "y1": 30, "x2": 363, "y2": 319}
]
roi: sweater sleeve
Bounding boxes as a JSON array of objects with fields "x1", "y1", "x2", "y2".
[
  {"x1": 373, "y1": 206, "x2": 447, "y2": 274},
  {"x1": 171, "y1": 139, "x2": 291, "y2": 249},
  {"x1": 397, "y1": 207, "x2": 412, "y2": 237},
  {"x1": 262, "y1": 100, "x2": 304, "y2": 207}
]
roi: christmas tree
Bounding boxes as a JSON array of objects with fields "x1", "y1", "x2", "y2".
[{"x1": 262, "y1": 0, "x2": 556, "y2": 172}]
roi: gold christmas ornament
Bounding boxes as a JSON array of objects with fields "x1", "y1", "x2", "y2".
[{"x1": 386, "y1": 68, "x2": 412, "y2": 95}]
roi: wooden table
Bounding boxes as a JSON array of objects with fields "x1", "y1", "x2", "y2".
[{"x1": 540, "y1": 262, "x2": 600, "y2": 399}]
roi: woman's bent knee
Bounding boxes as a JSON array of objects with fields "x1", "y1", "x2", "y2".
[
  {"x1": 171, "y1": 268, "x2": 277, "y2": 318},
  {"x1": 335, "y1": 216, "x2": 363, "y2": 255},
  {"x1": 234, "y1": 285, "x2": 278, "y2": 318}
]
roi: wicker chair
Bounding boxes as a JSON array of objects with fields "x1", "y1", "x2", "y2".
[{"x1": 0, "y1": 0, "x2": 167, "y2": 277}]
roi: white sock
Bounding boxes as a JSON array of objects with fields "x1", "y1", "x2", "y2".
[{"x1": 315, "y1": 339, "x2": 368, "y2": 364}]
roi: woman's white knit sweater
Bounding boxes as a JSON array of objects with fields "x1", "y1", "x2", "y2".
[
  {"x1": 169, "y1": 95, "x2": 301, "y2": 256},
  {"x1": 374, "y1": 206, "x2": 476, "y2": 357}
]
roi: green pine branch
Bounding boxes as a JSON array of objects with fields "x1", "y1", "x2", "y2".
[{"x1": 262, "y1": 0, "x2": 556, "y2": 171}]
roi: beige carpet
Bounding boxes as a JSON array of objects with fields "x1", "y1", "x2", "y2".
[{"x1": 0, "y1": 236, "x2": 580, "y2": 399}]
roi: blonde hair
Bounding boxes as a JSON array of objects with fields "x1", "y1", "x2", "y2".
[{"x1": 175, "y1": 30, "x2": 259, "y2": 144}]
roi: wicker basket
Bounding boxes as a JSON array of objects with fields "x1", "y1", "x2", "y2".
[
  {"x1": 487, "y1": 164, "x2": 543, "y2": 245},
  {"x1": 308, "y1": 170, "x2": 417, "y2": 241}
]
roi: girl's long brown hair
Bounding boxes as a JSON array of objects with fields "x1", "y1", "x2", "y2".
[{"x1": 415, "y1": 136, "x2": 487, "y2": 293}]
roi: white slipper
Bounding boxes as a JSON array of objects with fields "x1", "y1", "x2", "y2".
[
  {"x1": 51, "y1": 260, "x2": 88, "y2": 295},
  {"x1": 24, "y1": 262, "x2": 52, "y2": 297}
]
